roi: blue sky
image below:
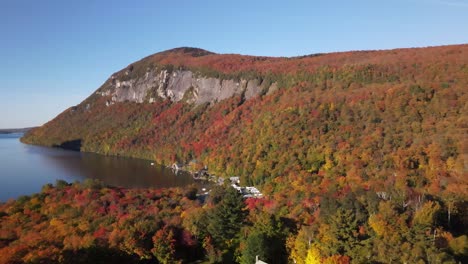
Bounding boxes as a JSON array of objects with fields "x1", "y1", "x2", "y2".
[{"x1": 1, "y1": 0, "x2": 467, "y2": 128}]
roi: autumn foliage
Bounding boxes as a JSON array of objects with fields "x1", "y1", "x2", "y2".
[{"x1": 16, "y1": 45, "x2": 468, "y2": 262}]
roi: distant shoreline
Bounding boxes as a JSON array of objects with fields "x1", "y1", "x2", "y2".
[{"x1": 0, "y1": 127, "x2": 36, "y2": 134}]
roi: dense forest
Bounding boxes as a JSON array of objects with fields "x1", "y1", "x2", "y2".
[
  {"x1": 11, "y1": 45, "x2": 468, "y2": 263},
  {"x1": 0, "y1": 180, "x2": 468, "y2": 263},
  {"x1": 1, "y1": 180, "x2": 466, "y2": 263}
]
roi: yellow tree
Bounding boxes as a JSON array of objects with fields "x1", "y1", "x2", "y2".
[{"x1": 305, "y1": 247, "x2": 322, "y2": 264}]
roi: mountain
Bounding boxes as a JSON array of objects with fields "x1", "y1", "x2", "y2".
[
  {"x1": 13, "y1": 44, "x2": 468, "y2": 263},
  {"x1": 22, "y1": 45, "x2": 467, "y2": 191}
]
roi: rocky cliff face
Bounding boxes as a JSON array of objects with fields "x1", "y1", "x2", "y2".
[{"x1": 96, "y1": 68, "x2": 276, "y2": 106}]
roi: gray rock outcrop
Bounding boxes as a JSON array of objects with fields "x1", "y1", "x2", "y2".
[{"x1": 97, "y1": 69, "x2": 276, "y2": 106}]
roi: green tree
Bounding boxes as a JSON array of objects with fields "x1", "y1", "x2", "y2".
[
  {"x1": 240, "y1": 232, "x2": 269, "y2": 264},
  {"x1": 240, "y1": 212, "x2": 288, "y2": 264},
  {"x1": 206, "y1": 186, "x2": 247, "y2": 260},
  {"x1": 319, "y1": 208, "x2": 370, "y2": 263}
]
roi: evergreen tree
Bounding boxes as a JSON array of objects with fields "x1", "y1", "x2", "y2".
[
  {"x1": 240, "y1": 232, "x2": 269, "y2": 264},
  {"x1": 241, "y1": 213, "x2": 288, "y2": 264},
  {"x1": 206, "y1": 186, "x2": 247, "y2": 261},
  {"x1": 319, "y1": 208, "x2": 370, "y2": 263}
]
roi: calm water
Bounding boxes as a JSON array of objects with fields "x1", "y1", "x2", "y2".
[{"x1": 0, "y1": 133, "x2": 195, "y2": 201}]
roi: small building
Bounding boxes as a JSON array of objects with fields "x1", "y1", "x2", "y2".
[
  {"x1": 171, "y1": 163, "x2": 183, "y2": 171},
  {"x1": 229, "y1": 176, "x2": 240, "y2": 184},
  {"x1": 256, "y1": 255, "x2": 268, "y2": 264},
  {"x1": 231, "y1": 184, "x2": 242, "y2": 192},
  {"x1": 217, "y1": 177, "x2": 225, "y2": 185},
  {"x1": 232, "y1": 184, "x2": 263, "y2": 198}
]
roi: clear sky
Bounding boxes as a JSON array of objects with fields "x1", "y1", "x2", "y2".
[{"x1": 1, "y1": 0, "x2": 467, "y2": 128}]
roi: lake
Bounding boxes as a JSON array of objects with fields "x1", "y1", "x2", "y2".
[{"x1": 0, "y1": 133, "x2": 196, "y2": 201}]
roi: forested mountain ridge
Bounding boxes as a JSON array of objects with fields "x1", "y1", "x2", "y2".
[
  {"x1": 15, "y1": 44, "x2": 468, "y2": 263},
  {"x1": 22, "y1": 45, "x2": 467, "y2": 191}
]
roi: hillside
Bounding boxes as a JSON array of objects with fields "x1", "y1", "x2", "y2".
[
  {"x1": 22, "y1": 45, "x2": 467, "y2": 192},
  {"x1": 16, "y1": 45, "x2": 468, "y2": 262}
]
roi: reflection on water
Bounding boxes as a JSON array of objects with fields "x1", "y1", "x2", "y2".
[
  {"x1": 0, "y1": 134, "x2": 195, "y2": 201},
  {"x1": 31, "y1": 147, "x2": 194, "y2": 188}
]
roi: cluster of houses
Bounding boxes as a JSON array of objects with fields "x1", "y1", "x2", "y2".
[
  {"x1": 228, "y1": 177, "x2": 263, "y2": 198},
  {"x1": 169, "y1": 162, "x2": 263, "y2": 199}
]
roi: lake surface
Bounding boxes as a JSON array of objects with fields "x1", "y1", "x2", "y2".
[{"x1": 0, "y1": 133, "x2": 196, "y2": 201}]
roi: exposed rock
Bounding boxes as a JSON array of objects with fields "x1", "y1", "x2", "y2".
[
  {"x1": 244, "y1": 80, "x2": 262, "y2": 99},
  {"x1": 166, "y1": 71, "x2": 193, "y2": 101},
  {"x1": 98, "y1": 69, "x2": 277, "y2": 105},
  {"x1": 193, "y1": 78, "x2": 245, "y2": 104},
  {"x1": 266, "y1": 82, "x2": 279, "y2": 95},
  {"x1": 112, "y1": 70, "x2": 161, "y2": 103}
]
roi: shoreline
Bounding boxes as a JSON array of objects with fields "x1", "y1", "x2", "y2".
[{"x1": 20, "y1": 137, "x2": 264, "y2": 197}]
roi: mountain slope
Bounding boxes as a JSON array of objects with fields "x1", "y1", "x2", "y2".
[
  {"x1": 22, "y1": 45, "x2": 467, "y2": 197},
  {"x1": 15, "y1": 44, "x2": 468, "y2": 263}
]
